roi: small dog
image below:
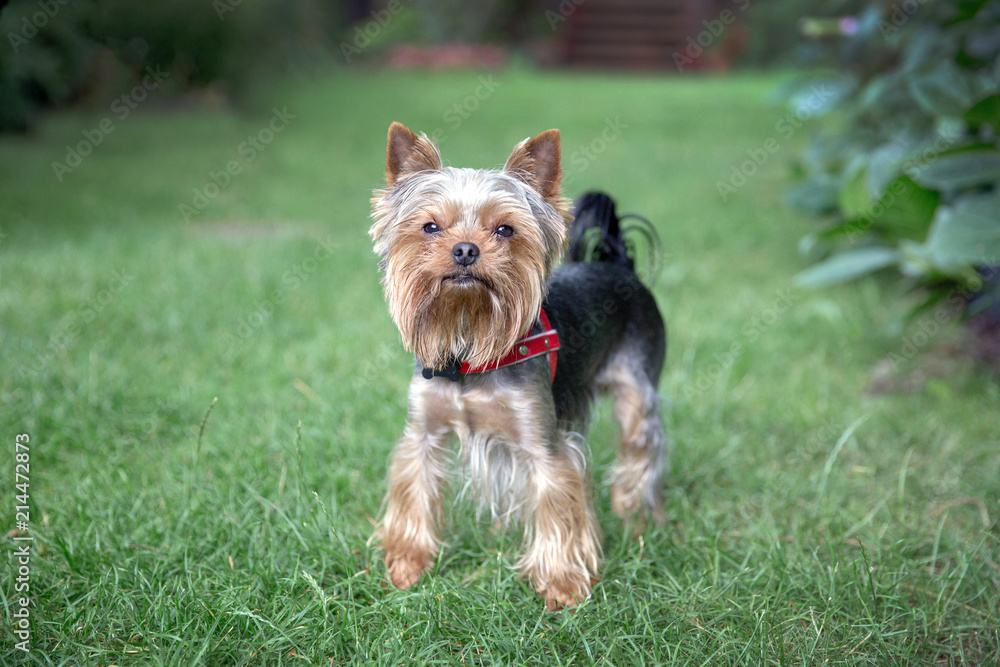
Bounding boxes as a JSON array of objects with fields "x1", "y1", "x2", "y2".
[{"x1": 369, "y1": 122, "x2": 667, "y2": 609}]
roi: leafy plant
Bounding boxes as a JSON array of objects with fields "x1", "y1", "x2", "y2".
[
  {"x1": 0, "y1": 0, "x2": 345, "y2": 133},
  {"x1": 786, "y1": 0, "x2": 1000, "y2": 321},
  {"x1": 0, "y1": 0, "x2": 97, "y2": 133}
]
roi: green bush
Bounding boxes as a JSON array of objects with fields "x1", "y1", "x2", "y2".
[
  {"x1": 0, "y1": 0, "x2": 345, "y2": 133},
  {"x1": 787, "y1": 0, "x2": 1000, "y2": 321},
  {"x1": 0, "y1": 0, "x2": 97, "y2": 132}
]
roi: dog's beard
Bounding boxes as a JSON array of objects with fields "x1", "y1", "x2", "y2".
[{"x1": 387, "y1": 265, "x2": 543, "y2": 371}]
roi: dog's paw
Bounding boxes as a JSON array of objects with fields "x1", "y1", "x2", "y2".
[
  {"x1": 611, "y1": 485, "x2": 664, "y2": 535},
  {"x1": 610, "y1": 484, "x2": 642, "y2": 519},
  {"x1": 385, "y1": 550, "x2": 430, "y2": 590},
  {"x1": 538, "y1": 575, "x2": 595, "y2": 611}
]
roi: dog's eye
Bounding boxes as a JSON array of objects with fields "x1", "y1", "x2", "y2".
[
  {"x1": 423, "y1": 222, "x2": 440, "y2": 234},
  {"x1": 495, "y1": 225, "x2": 514, "y2": 238}
]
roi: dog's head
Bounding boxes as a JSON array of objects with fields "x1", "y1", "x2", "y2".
[{"x1": 370, "y1": 122, "x2": 570, "y2": 370}]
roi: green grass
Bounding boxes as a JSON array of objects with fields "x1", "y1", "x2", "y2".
[{"x1": 2, "y1": 68, "x2": 998, "y2": 665}]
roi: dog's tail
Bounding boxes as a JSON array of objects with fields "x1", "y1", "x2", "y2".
[{"x1": 567, "y1": 191, "x2": 662, "y2": 283}]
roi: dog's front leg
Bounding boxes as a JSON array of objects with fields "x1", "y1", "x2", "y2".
[
  {"x1": 378, "y1": 380, "x2": 452, "y2": 590},
  {"x1": 518, "y1": 433, "x2": 602, "y2": 610}
]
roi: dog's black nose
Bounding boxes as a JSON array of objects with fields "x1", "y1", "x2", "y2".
[{"x1": 452, "y1": 242, "x2": 480, "y2": 266}]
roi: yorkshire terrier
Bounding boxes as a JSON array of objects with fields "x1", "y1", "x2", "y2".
[{"x1": 369, "y1": 122, "x2": 667, "y2": 610}]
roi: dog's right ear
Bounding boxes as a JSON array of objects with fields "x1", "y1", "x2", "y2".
[
  {"x1": 503, "y1": 129, "x2": 562, "y2": 203},
  {"x1": 385, "y1": 122, "x2": 442, "y2": 186}
]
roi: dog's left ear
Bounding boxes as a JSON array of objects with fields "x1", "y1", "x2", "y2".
[{"x1": 504, "y1": 129, "x2": 562, "y2": 203}]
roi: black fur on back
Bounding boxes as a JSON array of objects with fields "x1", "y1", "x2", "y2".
[{"x1": 540, "y1": 191, "x2": 667, "y2": 430}]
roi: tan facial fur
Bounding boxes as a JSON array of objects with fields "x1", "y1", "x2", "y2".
[{"x1": 370, "y1": 123, "x2": 570, "y2": 370}]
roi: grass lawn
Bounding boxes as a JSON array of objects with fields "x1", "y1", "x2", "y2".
[{"x1": 2, "y1": 68, "x2": 998, "y2": 665}]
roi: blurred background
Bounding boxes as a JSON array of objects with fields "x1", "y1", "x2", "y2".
[
  {"x1": 0, "y1": 0, "x2": 912, "y2": 128},
  {"x1": 2, "y1": 0, "x2": 997, "y2": 367},
  {"x1": 4, "y1": 0, "x2": 995, "y2": 119}
]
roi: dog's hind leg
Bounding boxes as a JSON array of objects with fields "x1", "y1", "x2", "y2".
[{"x1": 597, "y1": 350, "x2": 668, "y2": 524}]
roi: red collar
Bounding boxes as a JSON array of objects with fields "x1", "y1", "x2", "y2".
[{"x1": 421, "y1": 309, "x2": 560, "y2": 383}]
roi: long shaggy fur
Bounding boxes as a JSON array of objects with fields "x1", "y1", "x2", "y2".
[{"x1": 369, "y1": 123, "x2": 668, "y2": 611}]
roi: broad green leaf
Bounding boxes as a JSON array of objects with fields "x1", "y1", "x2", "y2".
[
  {"x1": 897, "y1": 239, "x2": 979, "y2": 281},
  {"x1": 866, "y1": 143, "x2": 906, "y2": 200},
  {"x1": 924, "y1": 192, "x2": 1000, "y2": 266},
  {"x1": 858, "y1": 72, "x2": 909, "y2": 114},
  {"x1": 839, "y1": 174, "x2": 939, "y2": 243},
  {"x1": 796, "y1": 247, "x2": 901, "y2": 287},
  {"x1": 911, "y1": 150, "x2": 1000, "y2": 190},
  {"x1": 784, "y1": 176, "x2": 839, "y2": 215},
  {"x1": 838, "y1": 165, "x2": 870, "y2": 219},
  {"x1": 907, "y1": 63, "x2": 975, "y2": 117},
  {"x1": 965, "y1": 94, "x2": 1000, "y2": 133},
  {"x1": 869, "y1": 175, "x2": 939, "y2": 241},
  {"x1": 818, "y1": 218, "x2": 870, "y2": 241}
]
